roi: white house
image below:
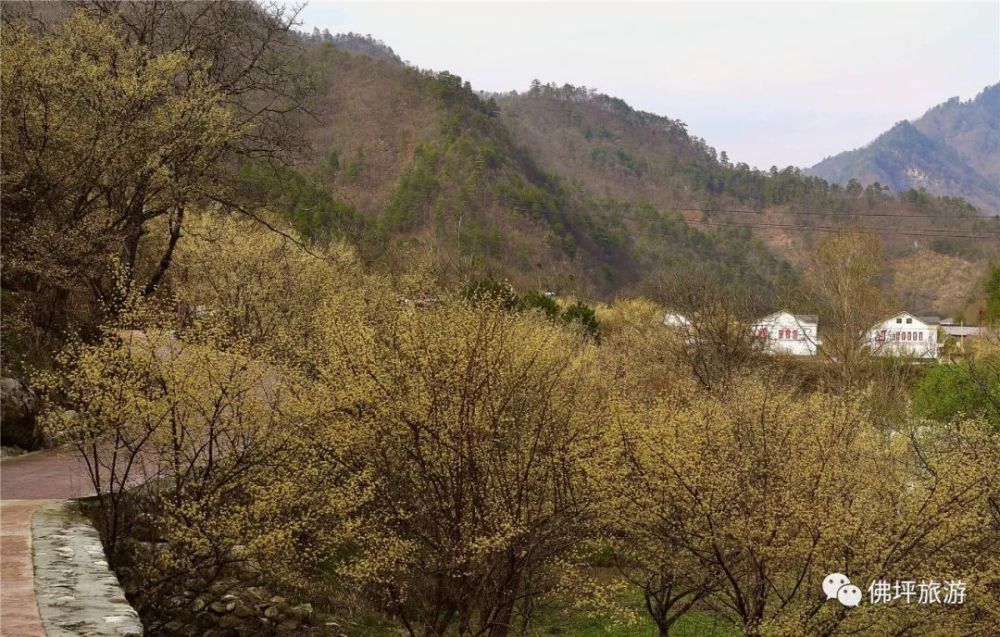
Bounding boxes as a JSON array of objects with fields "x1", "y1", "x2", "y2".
[
  {"x1": 752, "y1": 311, "x2": 820, "y2": 356},
  {"x1": 663, "y1": 312, "x2": 691, "y2": 328},
  {"x1": 865, "y1": 312, "x2": 939, "y2": 359}
]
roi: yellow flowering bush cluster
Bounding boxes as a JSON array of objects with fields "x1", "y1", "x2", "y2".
[{"x1": 10, "y1": 10, "x2": 996, "y2": 637}]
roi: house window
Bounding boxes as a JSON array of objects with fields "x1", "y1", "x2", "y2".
[
  {"x1": 793, "y1": 329, "x2": 798, "y2": 340},
  {"x1": 758, "y1": 327, "x2": 768, "y2": 339},
  {"x1": 896, "y1": 318, "x2": 902, "y2": 324},
  {"x1": 906, "y1": 318, "x2": 912, "y2": 324},
  {"x1": 919, "y1": 332, "x2": 924, "y2": 341}
]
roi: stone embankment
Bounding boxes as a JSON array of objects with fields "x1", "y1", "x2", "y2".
[
  {"x1": 154, "y1": 581, "x2": 315, "y2": 637},
  {"x1": 32, "y1": 501, "x2": 144, "y2": 637}
]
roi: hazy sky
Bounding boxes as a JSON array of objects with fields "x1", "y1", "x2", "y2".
[{"x1": 296, "y1": 1, "x2": 1000, "y2": 169}]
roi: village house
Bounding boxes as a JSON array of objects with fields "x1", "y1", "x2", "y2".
[
  {"x1": 752, "y1": 311, "x2": 820, "y2": 356},
  {"x1": 865, "y1": 312, "x2": 939, "y2": 359},
  {"x1": 663, "y1": 312, "x2": 691, "y2": 328}
]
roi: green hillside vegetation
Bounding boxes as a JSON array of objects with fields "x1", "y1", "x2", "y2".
[
  {"x1": 269, "y1": 56, "x2": 996, "y2": 313},
  {"x1": 494, "y1": 82, "x2": 999, "y2": 315},
  {"x1": 274, "y1": 42, "x2": 804, "y2": 303},
  {"x1": 276, "y1": 50, "x2": 998, "y2": 315}
]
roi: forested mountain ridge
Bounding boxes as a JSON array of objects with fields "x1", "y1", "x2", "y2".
[
  {"x1": 915, "y1": 84, "x2": 1000, "y2": 183},
  {"x1": 262, "y1": 39, "x2": 795, "y2": 303},
  {"x1": 809, "y1": 84, "x2": 1000, "y2": 214},
  {"x1": 279, "y1": 38, "x2": 997, "y2": 314}
]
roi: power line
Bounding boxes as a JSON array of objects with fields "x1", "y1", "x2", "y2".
[
  {"x1": 678, "y1": 218, "x2": 999, "y2": 240},
  {"x1": 666, "y1": 206, "x2": 998, "y2": 221},
  {"x1": 611, "y1": 205, "x2": 1000, "y2": 239}
]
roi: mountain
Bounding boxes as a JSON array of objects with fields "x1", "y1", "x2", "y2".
[
  {"x1": 809, "y1": 85, "x2": 1000, "y2": 214},
  {"x1": 265, "y1": 42, "x2": 795, "y2": 303},
  {"x1": 258, "y1": 35, "x2": 999, "y2": 315},
  {"x1": 914, "y1": 84, "x2": 1000, "y2": 184}
]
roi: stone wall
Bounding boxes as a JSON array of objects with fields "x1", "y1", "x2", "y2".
[{"x1": 32, "y1": 501, "x2": 144, "y2": 637}]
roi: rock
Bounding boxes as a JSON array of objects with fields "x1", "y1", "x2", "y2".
[
  {"x1": 288, "y1": 603, "x2": 313, "y2": 624},
  {"x1": 243, "y1": 587, "x2": 271, "y2": 604},
  {"x1": 209, "y1": 580, "x2": 232, "y2": 596},
  {"x1": 186, "y1": 577, "x2": 208, "y2": 592},
  {"x1": 268, "y1": 596, "x2": 286, "y2": 606},
  {"x1": 166, "y1": 595, "x2": 187, "y2": 609},
  {"x1": 263, "y1": 605, "x2": 282, "y2": 620},
  {"x1": 209, "y1": 601, "x2": 229, "y2": 614},
  {"x1": 162, "y1": 620, "x2": 186, "y2": 634},
  {"x1": 195, "y1": 611, "x2": 217, "y2": 628},
  {"x1": 276, "y1": 619, "x2": 300, "y2": 634},
  {"x1": 192, "y1": 597, "x2": 207, "y2": 612},
  {"x1": 0, "y1": 378, "x2": 40, "y2": 449},
  {"x1": 218, "y1": 614, "x2": 242, "y2": 629},
  {"x1": 233, "y1": 601, "x2": 255, "y2": 618}
]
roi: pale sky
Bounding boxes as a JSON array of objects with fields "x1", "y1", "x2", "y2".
[{"x1": 295, "y1": 1, "x2": 1000, "y2": 170}]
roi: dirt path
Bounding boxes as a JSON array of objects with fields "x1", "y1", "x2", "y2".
[{"x1": 1, "y1": 450, "x2": 96, "y2": 636}]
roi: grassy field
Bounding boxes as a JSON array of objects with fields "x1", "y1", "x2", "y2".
[
  {"x1": 335, "y1": 586, "x2": 740, "y2": 637},
  {"x1": 529, "y1": 588, "x2": 739, "y2": 637}
]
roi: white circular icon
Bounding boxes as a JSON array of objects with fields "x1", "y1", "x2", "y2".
[
  {"x1": 823, "y1": 572, "x2": 850, "y2": 600},
  {"x1": 837, "y1": 584, "x2": 863, "y2": 607}
]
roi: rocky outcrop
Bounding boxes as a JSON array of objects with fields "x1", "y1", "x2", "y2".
[{"x1": 1, "y1": 377, "x2": 41, "y2": 449}]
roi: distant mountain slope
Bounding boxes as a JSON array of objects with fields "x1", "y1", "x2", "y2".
[
  {"x1": 914, "y1": 84, "x2": 1000, "y2": 183},
  {"x1": 497, "y1": 84, "x2": 718, "y2": 212},
  {"x1": 303, "y1": 30, "x2": 403, "y2": 64},
  {"x1": 808, "y1": 84, "x2": 1000, "y2": 214},
  {"x1": 273, "y1": 44, "x2": 795, "y2": 301},
  {"x1": 267, "y1": 37, "x2": 998, "y2": 314}
]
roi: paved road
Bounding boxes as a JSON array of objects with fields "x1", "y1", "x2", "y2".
[
  {"x1": 1, "y1": 450, "x2": 95, "y2": 636},
  {"x1": 1, "y1": 500, "x2": 48, "y2": 637},
  {"x1": 1, "y1": 449, "x2": 95, "y2": 501}
]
